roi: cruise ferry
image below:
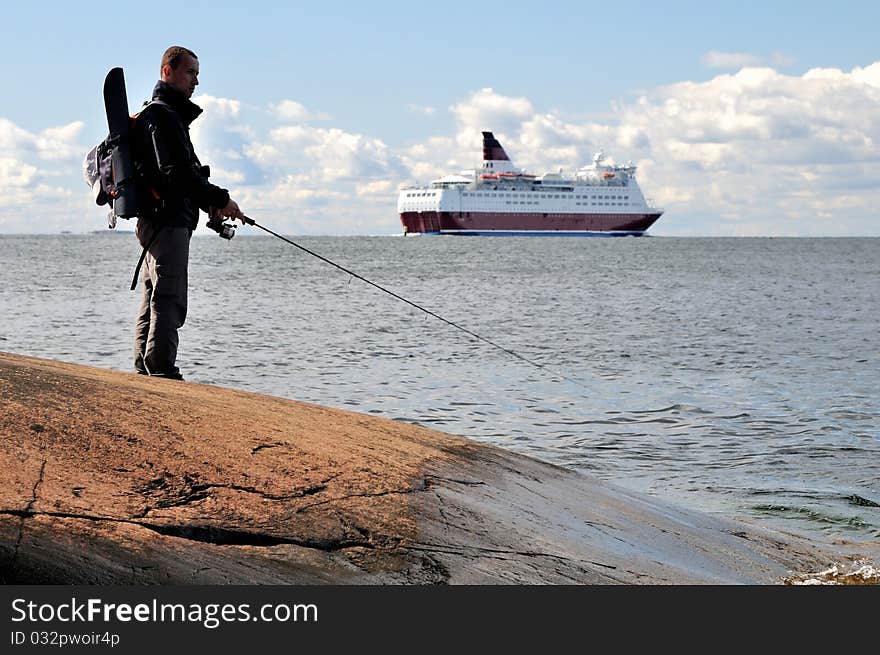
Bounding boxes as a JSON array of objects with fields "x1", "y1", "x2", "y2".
[{"x1": 398, "y1": 132, "x2": 663, "y2": 236}]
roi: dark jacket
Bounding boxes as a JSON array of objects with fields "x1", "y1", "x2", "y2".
[{"x1": 133, "y1": 81, "x2": 230, "y2": 229}]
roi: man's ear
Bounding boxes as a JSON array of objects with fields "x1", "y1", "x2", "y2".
[{"x1": 160, "y1": 64, "x2": 171, "y2": 80}]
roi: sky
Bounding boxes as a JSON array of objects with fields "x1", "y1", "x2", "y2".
[{"x1": 2, "y1": 0, "x2": 879, "y2": 236}]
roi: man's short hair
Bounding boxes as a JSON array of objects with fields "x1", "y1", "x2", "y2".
[{"x1": 161, "y1": 46, "x2": 197, "y2": 72}]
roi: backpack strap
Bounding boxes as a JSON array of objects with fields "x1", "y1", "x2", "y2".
[
  {"x1": 130, "y1": 225, "x2": 165, "y2": 291},
  {"x1": 136, "y1": 98, "x2": 172, "y2": 115}
]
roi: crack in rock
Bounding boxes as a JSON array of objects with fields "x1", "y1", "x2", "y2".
[
  {"x1": 251, "y1": 443, "x2": 284, "y2": 455},
  {"x1": 295, "y1": 480, "x2": 429, "y2": 514},
  {"x1": 138, "y1": 522, "x2": 375, "y2": 551},
  {"x1": 319, "y1": 472, "x2": 342, "y2": 486},
  {"x1": 3, "y1": 459, "x2": 47, "y2": 578},
  {"x1": 0, "y1": 508, "x2": 377, "y2": 555},
  {"x1": 218, "y1": 483, "x2": 328, "y2": 501},
  {"x1": 3, "y1": 459, "x2": 46, "y2": 580},
  {"x1": 135, "y1": 476, "x2": 331, "y2": 517},
  {"x1": 584, "y1": 522, "x2": 631, "y2": 546},
  {"x1": 151, "y1": 482, "x2": 329, "y2": 509},
  {"x1": 408, "y1": 541, "x2": 619, "y2": 571},
  {"x1": 424, "y1": 475, "x2": 486, "y2": 487}
]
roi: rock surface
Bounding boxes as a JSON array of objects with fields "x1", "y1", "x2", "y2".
[{"x1": 1, "y1": 351, "x2": 875, "y2": 584}]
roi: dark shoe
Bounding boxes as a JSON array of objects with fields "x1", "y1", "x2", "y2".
[{"x1": 150, "y1": 371, "x2": 185, "y2": 381}]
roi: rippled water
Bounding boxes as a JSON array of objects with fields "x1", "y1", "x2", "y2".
[{"x1": 1, "y1": 233, "x2": 878, "y2": 544}]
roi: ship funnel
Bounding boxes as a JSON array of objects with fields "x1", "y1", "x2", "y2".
[{"x1": 482, "y1": 132, "x2": 510, "y2": 161}]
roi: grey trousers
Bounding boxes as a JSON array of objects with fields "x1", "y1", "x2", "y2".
[{"x1": 133, "y1": 219, "x2": 191, "y2": 376}]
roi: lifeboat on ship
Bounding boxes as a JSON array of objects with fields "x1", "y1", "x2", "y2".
[{"x1": 496, "y1": 172, "x2": 535, "y2": 179}]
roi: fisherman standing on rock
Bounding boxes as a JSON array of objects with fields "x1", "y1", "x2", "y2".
[{"x1": 132, "y1": 46, "x2": 245, "y2": 380}]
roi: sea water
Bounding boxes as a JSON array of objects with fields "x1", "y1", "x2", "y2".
[{"x1": 1, "y1": 233, "x2": 877, "y2": 544}]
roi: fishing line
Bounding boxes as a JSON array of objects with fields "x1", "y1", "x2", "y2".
[{"x1": 237, "y1": 215, "x2": 588, "y2": 390}]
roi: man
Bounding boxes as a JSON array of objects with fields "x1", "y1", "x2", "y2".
[{"x1": 132, "y1": 46, "x2": 243, "y2": 380}]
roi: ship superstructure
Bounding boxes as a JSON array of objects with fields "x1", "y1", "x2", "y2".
[{"x1": 398, "y1": 132, "x2": 663, "y2": 236}]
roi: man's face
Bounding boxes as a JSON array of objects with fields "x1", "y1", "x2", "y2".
[{"x1": 163, "y1": 53, "x2": 199, "y2": 98}]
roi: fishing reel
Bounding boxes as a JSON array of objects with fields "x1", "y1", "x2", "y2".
[{"x1": 206, "y1": 213, "x2": 236, "y2": 240}]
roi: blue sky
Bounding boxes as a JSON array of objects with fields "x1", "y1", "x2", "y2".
[{"x1": 2, "y1": 1, "x2": 879, "y2": 235}]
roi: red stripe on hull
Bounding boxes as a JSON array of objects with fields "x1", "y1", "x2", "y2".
[{"x1": 400, "y1": 211, "x2": 662, "y2": 234}]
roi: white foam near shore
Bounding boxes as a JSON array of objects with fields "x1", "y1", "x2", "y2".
[{"x1": 785, "y1": 558, "x2": 880, "y2": 585}]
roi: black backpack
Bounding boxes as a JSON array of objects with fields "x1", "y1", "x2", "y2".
[
  {"x1": 83, "y1": 67, "x2": 170, "y2": 229},
  {"x1": 82, "y1": 100, "x2": 167, "y2": 229}
]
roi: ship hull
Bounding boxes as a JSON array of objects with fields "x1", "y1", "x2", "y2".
[{"x1": 400, "y1": 211, "x2": 662, "y2": 236}]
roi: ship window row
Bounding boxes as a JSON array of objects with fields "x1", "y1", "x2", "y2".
[
  {"x1": 461, "y1": 191, "x2": 630, "y2": 200},
  {"x1": 402, "y1": 192, "x2": 638, "y2": 204}
]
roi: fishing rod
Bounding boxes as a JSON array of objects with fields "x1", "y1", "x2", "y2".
[{"x1": 235, "y1": 215, "x2": 588, "y2": 390}]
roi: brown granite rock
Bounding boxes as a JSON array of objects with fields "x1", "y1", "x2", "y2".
[{"x1": 1, "y1": 351, "x2": 875, "y2": 584}]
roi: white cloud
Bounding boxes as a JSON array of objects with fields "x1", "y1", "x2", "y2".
[
  {"x1": 0, "y1": 157, "x2": 39, "y2": 187},
  {"x1": 851, "y1": 61, "x2": 880, "y2": 88},
  {"x1": 4, "y1": 60, "x2": 880, "y2": 235},
  {"x1": 0, "y1": 119, "x2": 90, "y2": 232},
  {"x1": 189, "y1": 94, "x2": 260, "y2": 187},
  {"x1": 702, "y1": 51, "x2": 796, "y2": 70},
  {"x1": 195, "y1": 94, "x2": 241, "y2": 118},
  {"x1": 271, "y1": 178, "x2": 348, "y2": 204},
  {"x1": 270, "y1": 99, "x2": 330, "y2": 122},
  {"x1": 450, "y1": 88, "x2": 534, "y2": 149},
  {"x1": 272, "y1": 99, "x2": 308, "y2": 121},
  {"x1": 702, "y1": 51, "x2": 764, "y2": 69},
  {"x1": 210, "y1": 124, "x2": 409, "y2": 232},
  {"x1": 397, "y1": 68, "x2": 880, "y2": 235},
  {"x1": 251, "y1": 125, "x2": 406, "y2": 183},
  {"x1": 611, "y1": 64, "x2": 880, "y2": 233},
  {"x1": 0, "y1": 118, "x2": 33, "y2": 151},
  {"x1": 37, "y1": 121, "x2": 86, "y2": 161},
  {"x1": 0, "y1": 118, "x2": 84, "y2": 161},
  {"x1": 401, "y1": 135, "x2": 458, "y2": 180},
  {"x1": 356, "y1": 180, "x2": 393, "y2": 196}
]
